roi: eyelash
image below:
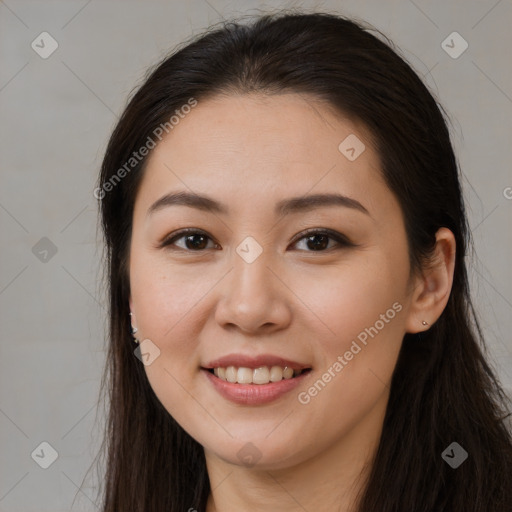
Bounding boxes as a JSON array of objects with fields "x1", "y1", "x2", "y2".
[{"x1": 159, "y1": 228, "x2": 355, "y2": 253}]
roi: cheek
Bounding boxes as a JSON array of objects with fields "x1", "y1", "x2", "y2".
[
  {"x1": 293, "y1": 258, "x2": 405, "y2": 347},
  {"x1": 294, "y1": 269, "x2": 404, "y2": 443},
  {"x1": 131, "y1": 262, "x2": 207, "y2": 424},
  {"x1": 293, "y1": 255, "x2": 406, "y2": 399},
  {"x1": 130, "y1": 252, "x2": 209, "y2": 344}
]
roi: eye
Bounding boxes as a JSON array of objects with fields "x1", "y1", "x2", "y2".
[
  {"x1": 290, "y1": 228, "x2": 354, "y2": 252},
  {"x1": 160, "y1": 228, "x2": 219, "y2": 251},
  {"x1": 160, "y1": 227, "x2": 354, "y2": 253}
]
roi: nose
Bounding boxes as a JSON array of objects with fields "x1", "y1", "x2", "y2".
[{"x1": 214, "y1": 248, "x2": 292, "y2": 335}]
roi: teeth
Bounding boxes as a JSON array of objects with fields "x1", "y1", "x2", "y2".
[
  {"x1": 269, "y1": 365, "x2": 283, "y2": 382},
  {"x1": 225, "y1": 366, "x2": 237, "y2": 383},
  {"x1": 253, "y1": 366, "x2": 270, "y2": 384},
  {"x1": 212, "y1": 365, "x2": 305, "y2": 385},
  {"x1": 283, "y1": 366, "x2": 294, "y2": 379},
  {"x1": 237, "y1": 367, "x2": 253, "y2": 384}
]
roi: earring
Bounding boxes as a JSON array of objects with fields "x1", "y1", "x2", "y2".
[
  {"x1": 422, "y1": 320, "x2": 429, "y2": 326},
  {"x1": 129, "y1": 312, "x2": 140, "y2": 343}
]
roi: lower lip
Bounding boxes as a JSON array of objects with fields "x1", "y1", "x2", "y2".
[{"x1": 202, "y1": 369, "x2": 310, "y2": 405}]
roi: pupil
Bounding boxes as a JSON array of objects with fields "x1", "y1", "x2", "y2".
[
  {"x1": 307, "y1": 234, "x2": 328, "y2": 251},
  {"x1": 186, "y1": 234, "x2": 207, "y2": 250}
]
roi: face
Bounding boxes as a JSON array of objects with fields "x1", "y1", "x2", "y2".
[{"x1": 128, "y1": 93, "x2": 418, "y2": 470}]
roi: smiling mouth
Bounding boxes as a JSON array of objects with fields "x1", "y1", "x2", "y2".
[{"x1": 204, "y1": 366, "x2": 312, "y2": 385}]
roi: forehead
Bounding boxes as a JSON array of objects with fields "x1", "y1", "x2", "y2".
[{"x1": 134, "y1": 93, "x2": 393, "y2": 221}]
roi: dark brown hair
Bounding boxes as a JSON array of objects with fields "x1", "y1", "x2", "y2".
[{"x1": 93, "y1": 9, "x2": 512, "y2": 511}]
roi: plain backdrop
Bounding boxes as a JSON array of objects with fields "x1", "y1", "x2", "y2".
[{"x1": 1, "y1": 1, "x2": 511, "y2": 510}]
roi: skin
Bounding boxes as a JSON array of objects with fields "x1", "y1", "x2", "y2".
[{"x1": 128, "y1": 92, "x2": 456, "y2": 512}]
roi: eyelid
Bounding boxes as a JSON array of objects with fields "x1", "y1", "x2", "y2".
[
  {"x1": 290, "y1": 227, "x2": 354, "y2": 248},
  {"x1": 159, "y1": 228, "x2": 217, "y2": 249}
]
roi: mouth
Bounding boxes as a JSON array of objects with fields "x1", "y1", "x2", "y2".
[
  {"x1": 201, "y1": 354, "x2": 313, "y2": 404},
  {"x1": 201, "y1": 365, "x2": 312, "y2": 405},
  {"x1": 203, "y1": 365, "x2": 312, "y2": 385}
]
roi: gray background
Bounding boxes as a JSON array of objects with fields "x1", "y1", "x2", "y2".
[{"x1": 1, "y1": 0, "x2": 511, "y2": 510}]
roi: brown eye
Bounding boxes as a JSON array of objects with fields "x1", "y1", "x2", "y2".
[
  {"x1": 290, "y1": 229, "x2": 353, "y2": 252},
  {"x1": 161, "y1": 229, "x2": 218, "y2": 251}
]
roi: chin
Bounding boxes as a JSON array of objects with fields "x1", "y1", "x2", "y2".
[{"x1": 202, "y1": 434, "x2": 310, "y2": 471}]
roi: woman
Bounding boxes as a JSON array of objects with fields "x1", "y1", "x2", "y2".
[{"x1": 94, "y1": 10, "x2": 512, "y2": 512}]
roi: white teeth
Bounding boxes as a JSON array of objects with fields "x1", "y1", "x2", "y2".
[
  {"x1": 225, "y1": 366, "x2": 237, "y2": 383},
  {"x1": 237, "y1": 367, "x2": 253, "y2": 384},
  {"x1": 283, "y1": 366, "x2": 294, "y2": 379},
  {"x1": 212, "y1": 365, "x2": 305, "y2": 384},
  {"x1": 269, "y1": 366, "x2": 283, "y2": 382},
  {"x1": 253, "y1": 366, "x2": 270, "y2": 384}
]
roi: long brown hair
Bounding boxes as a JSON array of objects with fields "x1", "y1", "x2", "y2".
[{"x1": 93, "y1": 9, "x2": 512, "y2": 511}]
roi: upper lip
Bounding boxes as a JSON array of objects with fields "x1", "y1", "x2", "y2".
[{"x1": 203, "y1": 354, "x2": 311, "y2": 371}]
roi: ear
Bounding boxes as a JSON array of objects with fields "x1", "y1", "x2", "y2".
[{"x1": 404, "y1": 227, "x2": 456, "y2": 334}]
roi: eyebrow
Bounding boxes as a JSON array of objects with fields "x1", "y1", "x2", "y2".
[{"x1": 146, "y1": 190, "x2": 371, "y2": 218}]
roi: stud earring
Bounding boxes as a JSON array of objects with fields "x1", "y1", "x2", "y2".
[{"x1": 422, "y1": 320, "x2": 429, "y2": 326}]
